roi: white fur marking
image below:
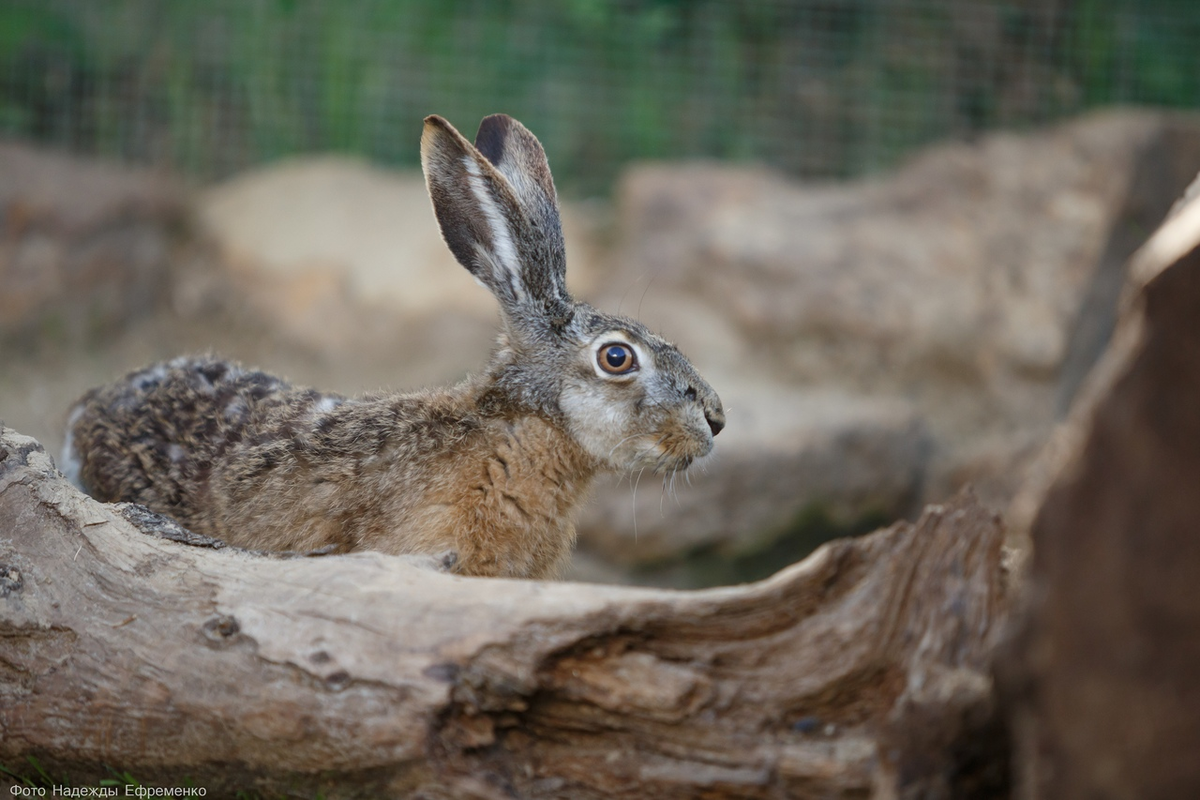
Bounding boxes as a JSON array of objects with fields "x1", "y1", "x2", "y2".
[
  {"x1": 60, "y1": 404, "x2": 84, "y2": 489},
  {"x1": 314, "y1": 396, "x2": 340, "y2": 414},
  {"x1": 168, "y1": 443, "x2": 187, "y2": 464},
  {"x1": 560, "y1": 383, "x2": 644, "y2": 469},
  {"x1": 225, "y1": 397, "x2": 247, "y2": 421},
  {"x1": 131, "y1": 364, "x2": 168, "y2": 390},
  {"x1": 503, "y1": 165, "x2": 537, "y2": 206},
  {"x1": 463, "y1": 156, "x2": 525, "y2": 302}
]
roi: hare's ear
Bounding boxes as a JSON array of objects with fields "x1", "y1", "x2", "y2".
[{"x1": 421, "y1": 114, "x2": 570, "y2": 320}]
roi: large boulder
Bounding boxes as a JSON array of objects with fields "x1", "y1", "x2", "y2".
[
  {"x1": 196, "y1": 158, "x2": 492, "y2": 327},
  {"x1": 0, "y1": 142, "x2": 185, "y2": 346},
  {"x1": 193, "y1": 157, "x2": 498, "y2": 386},
  {"x1": 607, "y1": 111, "x2": 1200, "y2": 390},
  {"x1": 194, "y1": 156, "x2": 606, "y2": 365},
  {"x1": 589, "y1": 110, "x2": 1200, "y2": 523}
]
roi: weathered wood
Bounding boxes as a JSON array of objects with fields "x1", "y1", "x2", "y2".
[
  {"x1": 1003, "y1": 173, "x2": 1200, "y2": 799},
  {"x1": 0, "y1": 427, "x2": 1009, "y2": 798}
]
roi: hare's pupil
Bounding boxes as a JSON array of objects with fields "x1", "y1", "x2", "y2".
[{"x1": 605, "y1": 346, "x2": 627, "y2": 368}]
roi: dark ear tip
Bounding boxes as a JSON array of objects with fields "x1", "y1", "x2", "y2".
[
  {"x1": 475, "y1": 114, "x2": 516, "y2": 162},
  {"x1": 423, "y1": 114, "x2": 454, "y2": 134},
  {"x1": 475, "y1": 114, "x2": 548, "y2": 173},
  {"x1": 480, "y1": 113, "x2": 515, "y2": 127},
  {"x1": 421, "y1": 115, "x2": 473, "y2": 162}
]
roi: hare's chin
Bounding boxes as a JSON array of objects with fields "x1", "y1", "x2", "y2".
[
  {"x1": 662, "y1": 454, "x2": 694, "y2": 473},
  {"x1": 620, "y1": 448, "x2": 698, "y2": 475}
]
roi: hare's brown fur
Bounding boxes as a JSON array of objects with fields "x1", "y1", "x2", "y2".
[
  {"x1": 70, "y1": 357, "x2": 598, "y2": 577},
  {"x1": 65, "y1": 114, "x2": 724, "y2": 579}
]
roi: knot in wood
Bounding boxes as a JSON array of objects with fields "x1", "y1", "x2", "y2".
[
  {"x1": 324, "y1": 670, "x2": 352, "y2": 692},
  {"x1": 202, "y1": 613, "x2": 241, "y2": 641},
  {"x1": 0, "y1": 564, "x2": 23, "y2": 596}
]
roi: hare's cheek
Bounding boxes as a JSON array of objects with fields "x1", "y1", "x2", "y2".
[{"x1": 559, "y1": 383, "x2": 640, "y2": 467}]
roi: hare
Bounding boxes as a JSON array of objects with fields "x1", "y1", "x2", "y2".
[{"x1": 62, "y1": 113, "x2": 724, "y2": 579}]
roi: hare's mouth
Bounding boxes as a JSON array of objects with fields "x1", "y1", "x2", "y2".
[
  {"x1": 627, "y1": 435, "x2": 707, "y2": 474},
  {"x1": 656, "y1": 453, "x2": 694, "y2": 474},
  {"x1": 619, "y1": 450, "x2": 693, "y2": 475},
  {"x1": 597, "y1": 424, "x2": 712, "y2": 474}
]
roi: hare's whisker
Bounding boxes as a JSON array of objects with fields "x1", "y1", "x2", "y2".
[
  {"x1": 637, "y1": 274, "x2": 656, "y2": 319},
  {"x1": 631, "y1": 467, "x2": 648, "y2": 543},
  {"x1": 607, "y1": 433, "x2": 645, "y2": 463},
  {"x1": 617, "y1": 272, "x2": 648, "y2": 316}
]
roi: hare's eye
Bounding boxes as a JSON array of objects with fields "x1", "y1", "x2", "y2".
[{"x1": 598, "y1": 343, "x2": 637, "y2": 375}]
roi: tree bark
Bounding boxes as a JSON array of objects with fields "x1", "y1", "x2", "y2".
[
  {"x1": 0, "y1": 427, "x2": 1009, "y2": 798},
  {"x1": 1002, "y1": 173, "x2": 1200, "y2": 799}
]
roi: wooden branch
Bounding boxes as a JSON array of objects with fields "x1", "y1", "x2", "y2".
[{"x1": 0, "y1": 427, "x2": 1009, "y2": 798}]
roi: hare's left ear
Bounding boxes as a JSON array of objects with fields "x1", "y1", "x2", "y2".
[{"x1": 421, "y1": 114, "x2": 570, "y2": 321}]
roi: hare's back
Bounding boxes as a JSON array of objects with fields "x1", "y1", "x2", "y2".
[{"x1": 63, "y1": 356, "x2": 331, "y2": 522}]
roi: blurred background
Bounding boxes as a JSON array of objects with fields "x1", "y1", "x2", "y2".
[
  {"x1": 2, "y1": 0, "x2": 1199, "y2": 586},
  {"x1": 3, "y1": 0, "x2": 1198, "y2": 188}
]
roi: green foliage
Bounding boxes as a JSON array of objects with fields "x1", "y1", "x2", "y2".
[
  {"x1": 0, "y1": 0, "x2": 1196, "y2": 192},
  {"x1": 99, "y1": 765, "x2": 141, "y2": 787},
  {"x1": 0, "y1": 758, "x2": 48, "y2": 786},
  {"x1": 0, "y1": 756, "x2": 59, "y2": 788}
]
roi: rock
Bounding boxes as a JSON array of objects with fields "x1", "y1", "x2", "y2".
[
  {"x1": 196, "y1": 157, "x2": 493, "y2": 320},
  {"x1": 598, "y1": 109, "x2": 1200, "y2": 522},
  {"x1": 1002, "y1": 172, "x2": 1200, "y2": 799},
  {"x1": 0, "y1": 142, "x2": 185, "y2": 346},
  {"x1": 194, "y1": 156, "x2": 605, "y2": 357}
]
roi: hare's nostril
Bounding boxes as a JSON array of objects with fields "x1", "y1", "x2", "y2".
[
  {"x1": 706, "y1": 413, "x2": 725, "y2": 437},
  {"x1": 684, "y1": 386, "x2": 698, "y2": 402}
]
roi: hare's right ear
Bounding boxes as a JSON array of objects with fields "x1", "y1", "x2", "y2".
[{"x1": 421, "y1": 114, "x2": 570, "y2": 321}]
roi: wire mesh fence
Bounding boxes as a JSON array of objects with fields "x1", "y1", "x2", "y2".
[{"x1": 1, "y1": 0, "x2": 1198, "y2": 193}]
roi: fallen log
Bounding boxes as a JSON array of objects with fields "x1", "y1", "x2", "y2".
[{"x1": 0, "y1": 427, "x2": 1009, "y2": 798}]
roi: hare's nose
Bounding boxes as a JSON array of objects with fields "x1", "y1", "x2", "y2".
[
  {"x1": 706, "y1": 408, "x2": 725, "y2": 437},
  {"x1": 684, "y1": 384, "x2": 724, "y2": 437}
]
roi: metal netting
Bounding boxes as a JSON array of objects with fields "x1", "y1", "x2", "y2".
[{"x1": 1, "y1": 0, "x2": 1198, "y2": 193}]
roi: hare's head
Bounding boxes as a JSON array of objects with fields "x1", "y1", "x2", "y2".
[{"x1": 422, "y1": 114, "x2": 723, "y2": 474}]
